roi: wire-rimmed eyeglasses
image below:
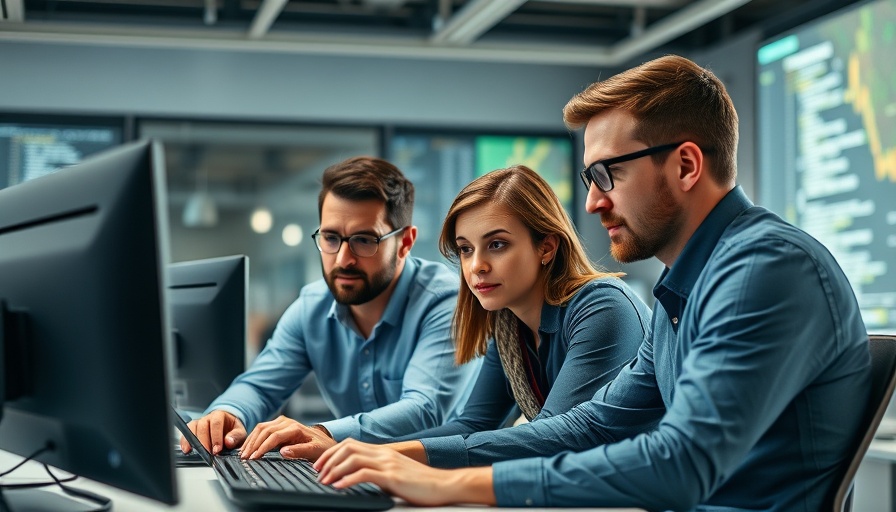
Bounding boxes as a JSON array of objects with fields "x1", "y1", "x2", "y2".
[
  {"x1": 580, "y1": 142, "x2": 684, "y2": 192},
  {"x1": 311, "y1": 226, "x2": 407, "y2": 257}
]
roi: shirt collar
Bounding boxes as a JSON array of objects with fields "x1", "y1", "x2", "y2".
[
  {"x1": 654, "y1": 186, "x2": 753, "y2": 302},
  {"x1": 327, "y1": 256, "x2": 418, "y2": 328}
]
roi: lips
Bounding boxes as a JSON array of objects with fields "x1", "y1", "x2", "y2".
[
  {"x1": 601, "y1": 215, "x2": 625, "y2": 237},
  {"x1": 330, "y1": 269, "x2": 365, "y2": 285},
  {"x1": 474, "y1": 283, "x2": 499, "y2": 293}
]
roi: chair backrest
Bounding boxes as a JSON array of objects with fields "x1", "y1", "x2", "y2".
[{"x1": 829, "y1": 334, "x2": 896, "y2": 512}]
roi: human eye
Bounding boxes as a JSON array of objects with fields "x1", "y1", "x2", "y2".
[
  {"x1": 488, "y1": 240, "x2": 508, "y2": 251},
  {"x1": 456, "y1": 244, "x2": 473, "y2": 256},
  {"x1": 320, "y1": 232, "x2": 341, "y2": 244},
  {"x1": 352, "y1": 235, "x2": 377, "y2": 247}
]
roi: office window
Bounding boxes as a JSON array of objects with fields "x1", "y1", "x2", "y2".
[
  {"x1": 0, "y1": 114, "x2": 125, "y2": 189},
  {"x1": 389, "y1": 129, "x2": 576, "y2": 263}
]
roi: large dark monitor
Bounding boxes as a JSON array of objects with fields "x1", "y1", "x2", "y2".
[
  {"x1": 756, "y1": 0, "x2": 896, "y2": 334},
  {"x1": 0, "y1": 140, "x2": 178, "y2": 509},
  {"x1": 169, "y1": 255, "x2": 248, "y2": 413}
]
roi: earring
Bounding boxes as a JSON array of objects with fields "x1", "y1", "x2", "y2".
[{"x1": 541, "y1": 260, "x2": 547, "y2": 266}]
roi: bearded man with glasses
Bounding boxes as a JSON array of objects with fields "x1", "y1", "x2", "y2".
[{"x1": 180, "y1": 156, "x2": 481, "y2": 463}]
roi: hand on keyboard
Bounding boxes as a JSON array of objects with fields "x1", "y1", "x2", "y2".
[{"x1": 241, "y1": 415, "x2": 337, "y2": 462}]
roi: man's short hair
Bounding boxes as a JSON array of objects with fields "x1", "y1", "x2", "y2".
[
  {"x1": 563, "y1": 54, "x2": 738, "y2": 185},
  {"x1": 317, "y1": 156, "x2": 414, "y2": 230}
]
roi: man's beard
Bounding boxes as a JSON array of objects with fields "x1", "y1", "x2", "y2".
[
  {"x1": 606, "y1": 174, "x2": 683, "y2": 263},
  {"x1": 324, "y1": 252, "x2": 398, "y2": 305}
]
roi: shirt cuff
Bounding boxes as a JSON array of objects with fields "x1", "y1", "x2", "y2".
[
  {"x1": 493, "y1": 457, "x2": 546, "y2": 507},
  {"x1": 319, "y1": 416, "x2": 357, "y2": 441},
  {"x1": 418, "y1": 435, "x2": 470, "y2": 468}
]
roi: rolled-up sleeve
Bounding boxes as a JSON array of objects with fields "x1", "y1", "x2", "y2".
[{"x1": 323, "y1": 293, "x2": 481, "y2": 441}]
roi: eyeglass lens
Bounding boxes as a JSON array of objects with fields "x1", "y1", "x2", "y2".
[{"x1": 315, "y1": 233, "x2": 379, "y2": 257}]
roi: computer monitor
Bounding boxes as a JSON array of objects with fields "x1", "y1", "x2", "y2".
[
  {"x1": 168, "y1": 255, "x2": 248, "y2": 413},
  {"x1": 756, "y1": 0, "x2": 896, "y2": 334},
  {"x1": 0, "y1": 139, "x2": 178, "y2": 509}
]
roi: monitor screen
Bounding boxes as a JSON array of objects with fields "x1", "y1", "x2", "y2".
[
  {"x1": 0, "y1": 140, "x2": 178, "y2": 508},
  {"x1": 389, "y1": 130, "x2": 576, "y2": 262},
  {"x1": 756, "y1": 0, "x2": 896, "y2": 334},
  {"x1": 169, "y1": 255, "x2": 248, "y2": 414},
  {"x1": 0, "y1": 115, "x2": 125, "y2": 189}
]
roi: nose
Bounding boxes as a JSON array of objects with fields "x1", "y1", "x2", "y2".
[
  {"x1": 585, "y1": 183, "x2": 612, "y2": 214},
  {"x1": 469, "y1": 252, "x2": 489, "y2": 275},
  {"x1": 334, "y1": 239, "x2": 356, "y2": 267}
]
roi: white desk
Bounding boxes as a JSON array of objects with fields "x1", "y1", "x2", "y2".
[
  {"x1": 0, "y1": 450, "x2": 643, "y2": 511},
  {"x1": 855, "y1": 439, "x2": 896, "y2": 512}
]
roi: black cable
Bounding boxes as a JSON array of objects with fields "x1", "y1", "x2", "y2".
[
  {"x1": 0, "y1": 442, "x2": 111, "y2": 511},
  {"x1": 44, "y1": 465, "x2": 112, "y2": 512},
  {"x1": 0, "y1": 443, "x2": 53, "y2": 478}
]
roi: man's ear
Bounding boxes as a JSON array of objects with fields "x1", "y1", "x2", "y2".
[
  {"x1": 675, "y1": 142, "x2": 705, "y2": 192},
  {"x1": 397, "y1": 225, "x2": 417, "y2": 258}
]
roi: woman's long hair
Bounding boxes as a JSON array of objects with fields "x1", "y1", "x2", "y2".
[{"x1": 439, "y1": 165, "x2": 621, "y2": 364}]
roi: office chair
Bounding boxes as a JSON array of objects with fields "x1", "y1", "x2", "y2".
[{"x1": 828, "y1": 334, "x2": 896, "y2": 512}]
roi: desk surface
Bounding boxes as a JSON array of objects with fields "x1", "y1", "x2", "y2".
[
  {"x1": 0, "y1": 450, "x2": 643, "y2": 511},
  {"x1": 868, "y1": 438, "x2": 896, "y2": 461}
]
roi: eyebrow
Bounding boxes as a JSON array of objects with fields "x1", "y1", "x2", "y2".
[
  {"x1": 455, "y1": 228, "x2": 511, "y2": 243},
  {"x1": 319, "y1": 228, "x2": 379, "y2": 237}
]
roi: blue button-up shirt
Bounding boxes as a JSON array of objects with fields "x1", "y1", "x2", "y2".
[
  {"x1": 206, "y1": 256, "x2": 481, "y2": 442},
  {"x1": 405, "y1": 277, "x2": 649, "y2": 442},
  {"x1": 424, "y1": 187, "x2": 870, "y2": 511}
]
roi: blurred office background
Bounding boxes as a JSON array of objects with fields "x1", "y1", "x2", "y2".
[{"x1": 2, "y1": 0, "x2": 894, "y2": 473}]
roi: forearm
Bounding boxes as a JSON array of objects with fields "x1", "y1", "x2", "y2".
[
  {"x1": 423, "y1": 400, "x2": 618, "y2": 468},
  {"x1": 387, "y1": 440, "x2": 428, "y2": 464},
  {"x1": 445, "y1": 467, "x2": 495, "y2": 506},
  {"x1": 323, "y1": 393, "x2": 441, "y2": 441}
]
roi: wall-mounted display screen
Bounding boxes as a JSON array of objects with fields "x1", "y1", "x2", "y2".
[
  {"x1": 756, "y1": 0, "x2": 896, "y2": 333},
  {"x1": 0, "y1": 115, "x2": 125, "y2": 189},
  {"x1": 390, "y1": 130, "x2": 576, "y2": 263}
]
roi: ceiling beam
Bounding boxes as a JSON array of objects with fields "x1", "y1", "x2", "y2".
[
  {"x1": 0, "y1": 0, "x2": 749, "y2": 67},
  {"x1": 248, "y1": 0, "x2": 288, "y2": 39},
  {"x1": 360, "y1": 0, "x2": 410, "y2": 7},
  {"x1": 536, "y1": 0, "x2": 687, "y2": 6},
  {"x1": 609, "y1": 0, "x2": 751, "y2": 64},
  {"x1": 430, "y1": 0, "x2": 527, "y2": 45},
  {"x1": 2, "y1": 0, "x2": 24, "y2": 22}
]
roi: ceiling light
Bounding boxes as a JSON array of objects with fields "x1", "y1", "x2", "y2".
[
  {"x1": 182, "y1": 190, "x2": 218, "y2": 227},
  {"x1": 250, "y1": 207, "x2": 273, "y2": 234},
  {"x1": 182, "y1": 165, "x2": 217, "y2": 227},
  {"x1": 282, "y1": 224, "x2": 303, "y2": 247}
]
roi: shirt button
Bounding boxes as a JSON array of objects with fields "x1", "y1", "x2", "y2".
[
  {"x1": 362, "y1": 382, "x2": 369, "y2": 389},
  {"x1": 672, "y1": 317, "x2": 679, "y2": 325},
  {"x1": 363, "y1": 349, "x2": 370, "y2": 356},
  {"x1": 525, "y1": 498, "x2": 533, "y2": 506}
]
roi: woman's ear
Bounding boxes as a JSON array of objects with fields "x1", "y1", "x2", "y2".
[{"x1": 540, "y1": 234, "x2": 559, "y2": 265}]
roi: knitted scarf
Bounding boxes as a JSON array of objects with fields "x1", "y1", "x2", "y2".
[{"x1": 493, "y1": 308, "x2": 544, "y2": 421}]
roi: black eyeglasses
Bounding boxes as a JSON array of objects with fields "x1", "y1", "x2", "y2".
[
  {"x1": 311, "y1": 226, "x2": 406, "y2": 257},
  {"x1": 580, "y1": 142, "x2": 684, "y2": 192}
]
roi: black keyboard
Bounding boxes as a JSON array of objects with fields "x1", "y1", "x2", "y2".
[{"x1": 220, "y1": 457, "x2": 385, "y2": 498}]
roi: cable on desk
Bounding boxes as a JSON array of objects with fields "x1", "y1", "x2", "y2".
[
  {"x1": 0, "y1": 441, "x2": 111, "y2": 511},
  {"x1": 0, "y1": 441, "x2": 65, "y2": 482},
  {"x1": 42, "y1": 463, "x2": 111, "y2": 512}
]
